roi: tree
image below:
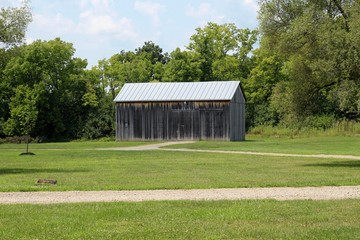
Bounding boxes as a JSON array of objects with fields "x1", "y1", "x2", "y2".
[
  {"x1": 78, "y1": 64, "x2": 115, "y2": 140},
  {"x1": 212, "y1": 56, "x2": 242, "y2": 81},
  {"x1": 3, "y1": 84, "x2": 38, "y2": 154},
  {"x1": 244, "y1": 50, "x2": 287, "y2": 127},
  {"x1": 0, "y1": 1, "x2": 31, "y2": 137},
  {"x1": 0, "y1": 0, "x2": 32, "y2": 46},
  {"x1": 135, "y1": 41, "x2": 168, "y2": 64},
  {"x1": 98, "y1": 58, "x2": 120, "y2": 100},
  {"x1": 258, "y1": 0, "x2": 360, "y2": 125},
  {"x1": 123, "y1": 56, "x2": 152, "y2": 83},
  {"x1": 0, "y1": 47, "x2": 24, "y2": 137},
  {"x1": 3, "y1": 84, "x2": 38, "y2": 136},
  {"x1": 80, "y1": 95, "x2": 114, "y2": 139},
  {"x1": 162, "y1": 48, "x2": 202, "y2": 82},
  {"x1": 3, "y1": 38, "x2": 90, "y2": 140},
  {"x1": 98, "y1": 43, "x2": 169, "y2": 97},
  {"x1": 135, "y1": 41, "x2": 168, "y2": 81},
  {"x1": 187, "y1": 22, "x2": 258, "y2": 81}
]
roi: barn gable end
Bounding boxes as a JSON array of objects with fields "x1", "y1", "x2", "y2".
[{"x1": 114, "y1": 81, "x2": 246, "y2": 141}]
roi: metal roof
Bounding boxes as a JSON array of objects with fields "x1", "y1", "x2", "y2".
[{"x1": 114, "y1": 81, "x2": 241, "y2": 102}]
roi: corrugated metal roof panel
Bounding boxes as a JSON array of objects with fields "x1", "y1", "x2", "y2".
[{"x1": 114, "y1": 81, "x2": 241, "y2": 102}]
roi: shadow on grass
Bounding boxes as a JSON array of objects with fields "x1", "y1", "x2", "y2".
[
  {"x1": 244, "y1": 139, "x2": 262, "y2": 142},
  {"x1": 304, "y1": 161, "x2": 360, "y2": 168},
  {"x1": 0, "y1": 168, "x2": 89, "y2": 175}
]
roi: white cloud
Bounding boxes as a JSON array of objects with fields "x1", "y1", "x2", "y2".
[
  {"x1": 243, "y1": 0, "x2": 259, "y2": 11},
  {"x1": 78, "y1": 0, "x2": 112, "y2": 10},
  {"x1": 91, "y1": 0, "x2": 111, "y2": 8},
  {"x1": 134, "y1": 1, "x2": 165, "y2": 26},
  {"x1": 221, "y1": 0, "x2": 259, "y2": 10},
  {"x1": 186, "y1": 3, "x2": 213, "y2": 18},
  {"x1": 29, "y1": 1, "x2": 138, "y2": 45},
  {"x1": 32, "y1": 13, "x2": 76, "y2": 35},
  {"x1": 186, "y1": 3, "x2": 225, "y2": 26},
  {"x1": 78, "y1": 10, "x2": 137, "y2": 40},
  {"x1": 80, "y1": 11, "x2": 117, "y2": 34},
  {"x1": 77, "y1": 0, "x2": 138, "y2": 40}
]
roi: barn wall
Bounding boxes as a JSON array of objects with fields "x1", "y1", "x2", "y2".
[
  {"x1": 229, "y1": 86, "x2": 246, "y2": 141},
  {"x1": 116, "y1": 101, "x2": 232, "y2": 141}
]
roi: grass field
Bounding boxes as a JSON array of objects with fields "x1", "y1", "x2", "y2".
[
  {"x1": 165, "y1": 135, "x2": 360, "y2": 155},
  {"x1": 0, "y1": 140, "x2": 153, "y2": 150},
  {"x1": 0, "y1": 200, "x2": 359, "y2": 239},
  {"x1": 1, "y1": 136, "x2": 360, "y2": 239},
  {"x1": 0, "y1": 139, "x2": 359, "y2": 191}
]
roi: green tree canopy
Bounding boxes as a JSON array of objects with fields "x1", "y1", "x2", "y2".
[
  {"x1": 135, "y1": 41, "x2": 169, "y2": 64},
  {"x1": 0, "y1": 0, "x2": 32, "y2": 46},
  {"x1": 162, "y1": 48, "x2": 203, "y2": 82},
  {"x1": 258, "y1": 0, "x2": 360, "y2": 125},
  {"x1": 187, "y1": 22, "x2": 258, "y2": 81},
  {"x1": 3, "y1": 84, "x2": 38, "y2": 137},
  {"x1": 3, "y1": 38, "x2": 91, "y2": 139}
]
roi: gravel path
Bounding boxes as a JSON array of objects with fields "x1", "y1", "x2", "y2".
[
  {"x1": 1, "y1": 186, "x2": 360, "y2": 204},
  {"x1": 162, "y1": 148, "x2": 360, "y2": 160},
  {"x1": 95, "y1": 141, "x2": 195, "y2": 151},
  {"x1": 97, "y1": 141, "x2": 360, "y2": 160}
]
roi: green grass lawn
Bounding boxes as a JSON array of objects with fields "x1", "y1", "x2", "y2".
[
  {"x1": 0, "y1": 147, "x2": 359, "y2": 191},
  {"x1": 1, "y1": 137, "x2": 359, "y2": 239},
  {"x1": 0, "y1": 200, "x2": 359, "y2": 239},
  {"x1": 165, "y1": 136, "x2": 360, "y2": 156},
  {"x1": 0, "y1": 140, "x2": 154, "y2": 150}
]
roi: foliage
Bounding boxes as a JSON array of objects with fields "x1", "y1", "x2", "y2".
[
  {"x1": 0, "y1": 0, "x2": 32, "y2": 46},
  {"x1": 248, "y1": 120, "x2": 360, "y2": 138},
  {"x1": 1, "y1": 38, "x2": 92, "y2": 140},
  {"x1": 96, "y1": 42, "x2": 166, "y2": 99},
  {"x1": 3, "y1": 84, "x2": 38, "y2": 136},
  {"x1": 135, "y1": 40, "x2": 169, "y2": 64},
  {"x1": 244, "y1": 50, "x2": 287, "y2": 127},
  {"x1": 162, "y1": 48, "x2": 203, "y2": 82},
  {"x1": 187, "y1": 22, "x2": 258, "y2": 81},
  {"x1": 258, "y1": 0, "x2": 360, "y2": 125},
  {"x1": 81, "y1": 96, "x2": 114, "y2": 139},
  {"x1": 212, "y1": 55, "x2": 243, "y2": 81}
]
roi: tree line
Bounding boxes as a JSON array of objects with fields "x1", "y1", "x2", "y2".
[{"x1": 1, "y1": 0, "x2": 359, "y2": 141}]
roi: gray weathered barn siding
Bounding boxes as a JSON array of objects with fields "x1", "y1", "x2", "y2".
[
  {"x1": 114, "y1": 81, "x2": 245, "y2": 141},
  {"x1": 230, "y1": 86, "x2": 246, "y2": 141}
]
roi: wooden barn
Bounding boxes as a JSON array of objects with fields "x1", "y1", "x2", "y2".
[{"x1": 114, "y1": 81, "x2": 246, "y2": 141}]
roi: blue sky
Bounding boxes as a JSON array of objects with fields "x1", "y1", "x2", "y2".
[{"x1": 2, "y1": 0, "x2": 259, "y2": 68}]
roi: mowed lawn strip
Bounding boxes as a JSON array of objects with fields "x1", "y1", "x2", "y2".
[
  {"x1": 164, "y1": 136, "x2": 360, "y2": 156},
  {"x1": 0, "y1": 200, "x2": 359, "y2": 239},
  {"x1": 0, "y1": 149, "x2": 359, "y2": 192},
  {"x1": 0, "y1": 141, "x2": 155, "y2": 150}
]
